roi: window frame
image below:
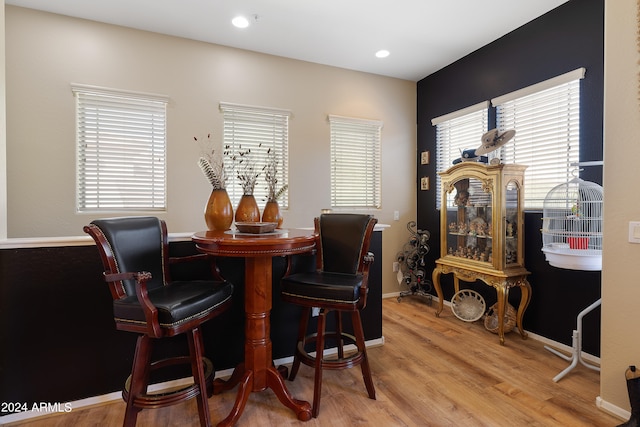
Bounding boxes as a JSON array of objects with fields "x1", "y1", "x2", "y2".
[
  {"x1": 73, "y1": 84, "x2": 168, "y2": 213},
  {"x1": 493, "y1": 68, "x2": 585, "y2": 209},
  {"x1": 220, "y1": 102, "x2": 290, "y2": 209},
  {"x1": 329, "y1": 115, "x2": 382, "y2": 209},
  {"x1": 432, "y1": 102, "x2": 489, "y2": 209}
]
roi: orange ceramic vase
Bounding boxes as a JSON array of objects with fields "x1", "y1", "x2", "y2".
[
  {"x1": 204, "y1": 189, "x2": 233, "y2": 231},
  {"x1": 262, "y1": 200, "x2": 283, "y2": 228},
  {"x1": 235, "y1": 194, "x2": 260, "y2": 223}
]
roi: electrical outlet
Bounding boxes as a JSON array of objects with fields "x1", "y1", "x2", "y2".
[
  {"x1": 394, "y1": 211, "x2": 400, "y2": 221},
  {"x1": 392, "y1": 262, "x2": 399, "y2": 272}
]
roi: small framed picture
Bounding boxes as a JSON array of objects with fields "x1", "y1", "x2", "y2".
[
  {"x1": 420, "y1": 176, "x2": 430, "y2": 190},
  {"x1": 421, "y1": 151, "x2": 430, "y2": 165}
]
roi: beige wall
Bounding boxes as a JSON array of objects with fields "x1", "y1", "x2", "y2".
[
  {"x1": 3, "y1": 6, "x2": 416, "y2": 296},
  {"x1": 600, "y1": 0, "x2": 640, "y2": 414}
]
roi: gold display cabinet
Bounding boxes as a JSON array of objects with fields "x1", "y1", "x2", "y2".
[{"x1": 432, "y1": 162, "x2": 532, "y2": 344}]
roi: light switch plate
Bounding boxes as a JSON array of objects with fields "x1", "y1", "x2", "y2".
[{"x1": 629, "y1": 221, "x2": 640, "y2": 243}]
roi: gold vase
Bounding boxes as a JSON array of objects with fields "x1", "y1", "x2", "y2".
[
  {"x1": 204, "y1": 189, "x2": 233, "y2": 231},
  {"x1": 262, "y1": 200, "x2": 283, "y2": 228},
  {"x1": 235, "y1": 194, "x2": 260, "y2": 223}
]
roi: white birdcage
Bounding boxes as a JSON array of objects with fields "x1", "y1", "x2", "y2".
[
  {"x1": 540, "y1": 163, "x2": 603, "y2": 382},
  {"x1": 541, "y1": 176, "x2": 603, "y2": 271}
]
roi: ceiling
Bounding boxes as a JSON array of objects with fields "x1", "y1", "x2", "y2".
[{"x1": 6, "y1": 0, "x2": 569, "y2": 82}]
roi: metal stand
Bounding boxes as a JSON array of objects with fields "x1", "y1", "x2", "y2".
[
  {"x1": 397, "y1": 286, "x2": 433, "y2": 304},
  {"x1": 396, "y1": 221, "x2": 432, "y2": 305},
  {"x1": 544, "y1": 298, "x2": 601, "y2": 382}
]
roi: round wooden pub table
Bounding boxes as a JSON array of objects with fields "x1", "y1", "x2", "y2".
[{"x1": 192, "y1": 228, "x2": 316, "y2": 426}]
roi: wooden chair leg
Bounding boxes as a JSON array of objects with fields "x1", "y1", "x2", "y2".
[
  {"x1": 124, "y1": 335, "x2": 153, "y2": 427},
  {"x1": 188, "y1": 327, "x2": 212, "y2": 427},
  {"x1": 351, "y1": 311, "x2": 376, "y2": 400},
  {"x1": 312, "y1": 308, "x2": 327, "y2": 418},
  {"x1": 335, "y1": 310, "x2": 344, "y2": 359},
  {"x1": 289, "y1": 306, "x2": 311, "y2": 381}
]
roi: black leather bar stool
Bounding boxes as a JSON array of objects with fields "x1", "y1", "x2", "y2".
[
  {"x1": 85, "y1": 216, "x2": 233, "y2": 427},
  {"x1": 280, "y1": 213, "x2": 377, "y2": 417}
]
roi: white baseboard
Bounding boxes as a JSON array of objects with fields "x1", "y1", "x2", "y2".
[
  {"x1": 0, "y1": 337, "x2": 385, "y2": 425},
  {"x1": 597, "y1": 396, "x2": 629, "y2": 421}
]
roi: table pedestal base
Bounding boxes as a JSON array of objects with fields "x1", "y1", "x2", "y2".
[{"x1": 213, "y1": 363, "x2": 312, "y2": 426}]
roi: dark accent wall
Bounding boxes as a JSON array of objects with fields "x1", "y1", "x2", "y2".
[
  {"x1": 0, "y1": 233, "x2": 382, "y2": 410},
  {"x1": 417, "y1": 0, "x2": 604, "y2": 354}
]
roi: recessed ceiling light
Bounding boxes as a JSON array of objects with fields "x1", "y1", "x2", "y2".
[
  {"x1": 232, "y1": 16, "x2": 250, "y2": 29},
  {"x1": 375, "y1": 50, "x2": 390, "y2": 58}
]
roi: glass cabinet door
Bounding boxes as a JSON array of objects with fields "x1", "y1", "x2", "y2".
[
  {"x1": 505, "y1": 180, "x2": 519, "y2": 265},
  {"x1": 445, "y1": 177, "x2": 493, "y2": 264}
]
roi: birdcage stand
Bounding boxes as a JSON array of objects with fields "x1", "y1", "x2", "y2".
[{"x1": 544, "y1": 297, "x2": 601, "y2": 382}]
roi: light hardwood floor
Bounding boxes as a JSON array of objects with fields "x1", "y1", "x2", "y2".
[{"x1": 6, "y1": 298, "x2": 623, "y2": 427}]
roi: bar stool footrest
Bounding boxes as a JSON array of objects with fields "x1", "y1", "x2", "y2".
[
  {"x1": 123, "y1": 356, "x2": 214, "y2": 409},
  {"x1": 296, "y1": 332, "x2": 365, "y2": 370}
]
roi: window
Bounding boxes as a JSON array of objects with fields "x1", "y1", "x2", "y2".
[
  {"x1": 494, "y1": 68, "x2": 584, "y2": 209},
  {"x1": 432, "y1": 102, "x2": 488, "y2": 209},
  {"x1": 329, "y1": 115, "x2": 382, "y2": 209},
  {"x1": 220, "y1": 102, "x2": 290, "y2": 208},
  {"x1": 73, "y1": 85, "x2": 167, "y2": 212}
]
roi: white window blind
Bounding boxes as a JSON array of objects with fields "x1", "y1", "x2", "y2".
[
  {"x1": 220, "y1": 102, "x2": 290, "y2": 208},
  {"x1": 432, "y1": 102, "x2": 488, "y2": 209},
  {"x1": 329, "y1": 115, "x2": 382, "y2": 209},
  {"x1": 73, "y1": 85, "x2": 167, "y2": 212},
  {"x1": 494, "y1": 68, "x2": 584, "y2": 209}
]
